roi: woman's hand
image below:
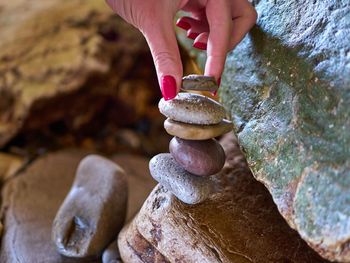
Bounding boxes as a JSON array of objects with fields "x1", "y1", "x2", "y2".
[{"x1": 106, "y1": 0, "x2": 257, "y2": 100}]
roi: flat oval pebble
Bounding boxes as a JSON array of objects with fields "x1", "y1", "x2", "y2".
[
  {"x1": 164, "y1": 118, "x2": 233, "y2": 140},
  {"x1": 182, "y1": 74, "x2": 218, "y2": 92},
  {"x1": 169, "y1": 137, "x2": 225, "y2": 176},
  {"x1": 159, "y1": 93, "x2": 226, "y2": 125},
  {"x1": 149, "y1": 153, "x2": 212, "y2": 204}
]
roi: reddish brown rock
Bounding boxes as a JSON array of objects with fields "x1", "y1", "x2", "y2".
[
  {"x1": 169, "y1": 137, "x2": 225, "y2": 176},
  {"x1": 119, "y1": 134, "x2": 329, "y2": 263}
]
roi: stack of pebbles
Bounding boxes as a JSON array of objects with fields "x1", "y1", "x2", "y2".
[{"x1": 149, "y1": 75, "x2": 233, "y2": 204}]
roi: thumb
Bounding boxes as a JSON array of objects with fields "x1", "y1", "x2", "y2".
[{"x1": 141, "y1": 15, "x2": 182, "y2": 101}]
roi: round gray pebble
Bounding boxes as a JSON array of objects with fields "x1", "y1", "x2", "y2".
[
  {"x1": 149, "y1": 153, "x2": 212, "y2": 204},
  {"x1": 158, "y1": 93, "x2": 226, "y2": 125}
]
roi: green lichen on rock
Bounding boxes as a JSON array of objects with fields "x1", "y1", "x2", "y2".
[{"x1": 216, "y1": 1, "x2": 350, "y2": 262}]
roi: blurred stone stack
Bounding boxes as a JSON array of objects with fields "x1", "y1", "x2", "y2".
[{"x1": 149, "y1": 75, "x2": 233, "y2": 204}]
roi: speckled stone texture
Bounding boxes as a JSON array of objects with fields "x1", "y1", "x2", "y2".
[
  {"x1": 159, "y1": 93, "x2": 226, "y2": 125},
  {"x1": 164, "y1": 118, "x2": 233, "y2": 140},
  {"x1": 179, "y1": 1, "x2": 350, "y2": 261},
  {"x1": 149, "y1": 153, "x2": 212, "y2": 204}
]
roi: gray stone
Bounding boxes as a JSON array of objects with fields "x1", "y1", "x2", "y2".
[
  {"x1": 182, "y1": 74, "x2": 218, "y2": 92},
  {"x1": 0, "y1": 150, "x2": 155, "y2": 263},
  {"x1": 52, "y1": 155, "x2": 127, "y2": 258},
  {"x1": 159, "y1": 93, "x2": 226, "y2": 125},
  {"x1": 164, "y1": 118, "x2": 233, "y2": 140},
  {"x1": 149, "y1": 153, "x2": 212, "y2": 204},
  {"x1": 169, "y1": 137, "x2": 225, "y2": 176},
  {"x1": 178, "y1": 1, "x2": 350, "y2": 261},
  {"x1": 102, "y1": 239, "x2": 122, "y2": 263}
]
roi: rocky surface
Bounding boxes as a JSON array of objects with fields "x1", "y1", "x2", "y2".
[
  {"x1": 169, "y1": 137, "x2": 225, "y2": 176},
  {"x1": 102, "y1": 238, "x2": 122, "y2": 263},
  {"x1": 0, "y1": 152, "x2": 25, "y2": 182},
  {"x1": 0, "y1": 0, "x2": 151, "y2": 148},
  {"x1": 52, "y1": 155, "x2": 127, "y2": 258},
  {"x1": 159, "y1": 93, "x2": 226, "y2": 125},
  {"x1": 0, "y1": 150, "x2": 156, "y2": 263},
  {"x1": 149, "y1": 153, "x2": 213, "y2": 204},
  {"x1": 182, "y1": 74, "x2": 218, "y2": 92},
  {"x1": 119, "y1": 134, "x2": 329, "y2": 262},
  {"x1": 118, "y1": 220, "x2": 170, "y2": 263},
  {"x1": 178, "y1": 1, "x2": 350, "y2": 261},
  {"x1": 164, "y1": 118, "x2": 233, "y2": 140}
]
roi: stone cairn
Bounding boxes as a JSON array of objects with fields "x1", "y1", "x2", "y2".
[{"x1": 151, "y1": 74, "x2": 233, "y2": 204}]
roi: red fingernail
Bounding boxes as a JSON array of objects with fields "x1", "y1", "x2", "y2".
[
  {"x1": 176, "y1": 20, "x2": 191, "y2": 30},
  {"x1": 193, "y1": 42, "x2": 207, "y2": 50},
  {"x1": 187, "y1": 32, "x2": 199, "y2": 40},
  {"x1": 161, "y1": 75, "x2": 177, "y2": 101}
]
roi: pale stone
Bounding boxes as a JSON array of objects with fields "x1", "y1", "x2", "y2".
[
  {"x1": 164, "y1": 118, "x2": 233, "y2": 140},
  {"x1": 159, "y1": 93, "x2": 226, "y2": 125}
]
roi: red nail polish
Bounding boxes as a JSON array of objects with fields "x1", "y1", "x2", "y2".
[
  {"x1": 193, "y1": 42, "x2": 207, "y2": 50},
  {"x1": 176, "y1": 20, "x2": 191, "y2": 30},
  {"x1": 187, "y1": 32, "x2": 199, "y2": 40},
  {"x1": 161, "y1": 75, "x2": 177, "y2": 101}
]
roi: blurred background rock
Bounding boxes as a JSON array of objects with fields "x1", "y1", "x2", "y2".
[{"x1": 0, "y1": 0, "x2": 200, "y2": 160}]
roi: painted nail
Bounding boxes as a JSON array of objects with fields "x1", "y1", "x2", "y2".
[
  {"x1": 161, "y1": 75, "x2": 177, "y2": 101},
  {"x1": 187, "y1": 32, "x2": 199, "y2": 40},
  {"x1": 176, "y1": 20, "x2": 191, "y2": 30},
  {"x1": 193, "y1": 42, "x2": 207, "y2": 50}
]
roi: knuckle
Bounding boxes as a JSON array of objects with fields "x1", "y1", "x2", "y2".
[
  {"x1": 246, "y1": 5, "x2": 258, "y2": 22},
  {"x1": 153, "y1": 51, "x2": 178, "y2": 70}
]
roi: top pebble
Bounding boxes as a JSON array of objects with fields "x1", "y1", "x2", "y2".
[{"x1": 182, "y1": 74, "x2": 218, "y2": 92}]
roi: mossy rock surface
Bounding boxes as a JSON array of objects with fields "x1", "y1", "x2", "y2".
[{"x1": 179, "y1": 1, "x2": 349, "y2": 262}]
